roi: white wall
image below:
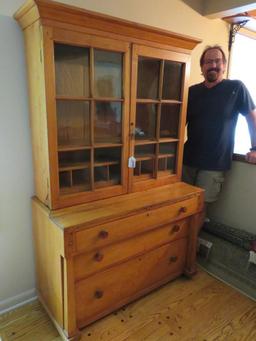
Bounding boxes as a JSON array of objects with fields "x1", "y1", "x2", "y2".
[
  {"x1": 209, "y1": 162, "x2": 256, "y2": 234},
  {"x1": 0, "y1": 0, "x2": 255, "y2": 312},
  {"x1": 0, "y1": 14, "x2": 35, "y2": 312}
]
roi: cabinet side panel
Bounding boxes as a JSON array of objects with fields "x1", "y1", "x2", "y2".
[
  {"x1": 24, "y1": 21, "x2": 51, "y2": 205},
  {"x1": 32, "y1": 199, "x2": 64, "y2": 327}
]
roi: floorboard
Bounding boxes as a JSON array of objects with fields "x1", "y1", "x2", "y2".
[{"x1": 1, "y1": 269, "x2": 255, "y2": 341}]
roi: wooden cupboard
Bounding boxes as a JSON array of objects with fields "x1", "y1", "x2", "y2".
[{"x1": 15, "y1": 0, "x2": 203, "y2": 339}]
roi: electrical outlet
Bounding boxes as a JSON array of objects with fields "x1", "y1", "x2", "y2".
[{"x1": 249, "y1": 251, "x2": 256, "y2": 264}]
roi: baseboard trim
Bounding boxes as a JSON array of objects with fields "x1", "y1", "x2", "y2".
[{"x1": 0, "y1": 288, "x2": 37, "y2": 315}]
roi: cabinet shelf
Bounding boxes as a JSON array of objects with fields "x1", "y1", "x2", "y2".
[
  {"x1": 135, "y1": 154, "x2": 155, "y2": 161},
  {"x1": 94, "y1": 160, "x2": 119, "y2": 167},
  {"x1": 94, "y1": 143, "x2": 123, "y2": 148},
  {"x1": 136, "y1": 99, "x2": 182, "y2": 104},
  {"x1": 59, "y1": 160, "x2": 119, "y2": 171},
  {"x1": 58, "y1": 143, "x2": 123, "y2": 152},
  {"x1": 158, "y1": 153, "x2": 175, "y2": 158},
  {"x1": 56, "y1": 96, "x2": 124, "y2": 102},
  {"x1": 160, "y1": 99, "x2": 182, "y2": 104},
  {"x1": 159, "y1": 138, "x2": 179, "y2": 143},
  {"x1": 134, "y1": 153, "x2": 175, "y2": 162},
  {"x1": 94, "y1": 178, "x2": 120, "y2": 189},
  {"x1": 58, "y1": 145, "x2": 91, "y2": 152},
  {"x1": 56, "y1": 96, "x2": 91, "y2": 101},
  {"x1": 134, "y1": 138, "x2": 178, "y2": 145},
  {"x1": 59, "y1": 162, "x2": 90, "y2": 171},
  {"x1": 135, "y1": 139, "x2": 157, "y2": 145}
]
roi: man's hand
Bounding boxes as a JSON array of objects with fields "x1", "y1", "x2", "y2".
[{"x1": 245, "y1": 150, "x2": 256, "y2": 163}]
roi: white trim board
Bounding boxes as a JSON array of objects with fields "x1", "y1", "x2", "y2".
[{"x1": 0, "y1": 288, "x2": 37, "y2": 315}]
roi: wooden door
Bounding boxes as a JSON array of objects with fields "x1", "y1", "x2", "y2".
[
  {"x1": 129, "y1": 44, "x2": 190, "y2": 192},
  {"x1": 43, "y1": 28, "x2": 130, "y2": 208}
]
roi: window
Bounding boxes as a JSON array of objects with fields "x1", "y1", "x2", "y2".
[{"x1": 229, "y1": 32, "x2": 256, "y2": 154}]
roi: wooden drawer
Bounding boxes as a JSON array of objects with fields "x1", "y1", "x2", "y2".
[
  {"x1": 74, "y1": 219, "x2": 188, "y2": 280},
  {"x1": 75, "y1": 196, "x2": 198, "y2": 253},
  {"x1": 75, "y1": 238, "x2": 187, "y2": 328}
]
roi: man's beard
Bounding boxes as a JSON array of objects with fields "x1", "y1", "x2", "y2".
[{"x1": 206, "y1": 68, "x2": 220, "y2": 82}]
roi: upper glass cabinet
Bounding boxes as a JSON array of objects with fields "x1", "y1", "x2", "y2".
[{"x1": 54, "y1": 42, "x2": 126, "y2": 197}]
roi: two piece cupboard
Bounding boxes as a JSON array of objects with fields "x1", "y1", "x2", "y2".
[{"x1": 15, "y1": 0, "x2": 204, "y2": 339}]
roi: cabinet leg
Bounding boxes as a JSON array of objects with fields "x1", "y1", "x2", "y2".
[{"x1": 184, "y1": 210, "x2": 205, "y2": 277}]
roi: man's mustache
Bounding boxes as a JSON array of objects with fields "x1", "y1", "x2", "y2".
[{"x1": 207, "y1": 68, "x2": 220, "y2": 73}]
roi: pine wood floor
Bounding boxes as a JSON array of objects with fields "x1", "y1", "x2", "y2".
[{"x1": 1, "y1": 269, "x2": 255, "y2": 341}]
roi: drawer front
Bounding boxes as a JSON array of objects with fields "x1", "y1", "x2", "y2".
[
  {"x1": 74, "y1": 219, "x2": 188, "y2": 280},
  {"x1": 75, "y1": 238, "x2": 187, "y2": 328},
  {"x1": 75, "y1": 196, "x2": 198, "y2": 253}
]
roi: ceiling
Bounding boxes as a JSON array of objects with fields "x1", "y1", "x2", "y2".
[
  {"x1": 182, "y1": 0, "x2": 256, "y2": 18},
  {"x1": 1, "y1": 0, "x2": 256, "y2": 29}
]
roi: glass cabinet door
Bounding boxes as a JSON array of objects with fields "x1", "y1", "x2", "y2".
[
  {"x1": 130, "y1": 45, "x2": 189, "y2": 190},
  {"x1": 54, "y1": 40, "x2": 128, "y2": 200}
]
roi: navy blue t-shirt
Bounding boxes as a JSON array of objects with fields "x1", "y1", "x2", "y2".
[{"x1": 183, "y1": 79, "x2": 255, "y2": 171}]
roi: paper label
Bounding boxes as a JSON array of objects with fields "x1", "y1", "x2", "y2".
[{"x1": 128, "y1": 156, "x2": 136, "y2": 168}]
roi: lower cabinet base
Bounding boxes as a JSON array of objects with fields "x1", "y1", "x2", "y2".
[
  {"x1": 77, "y1": 269, "x2": 184, "y2": 331},
  {"x1": 76, "y1": 238, "x2": 187, "y2": 328},
  {"x1": 32, "y1": 183, "x2": 204, "y2": 340},
  {"x1": 39, "y1": 269, "x2": 192, "y2": 341}
]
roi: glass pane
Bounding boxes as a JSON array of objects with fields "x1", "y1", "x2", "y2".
[
  {"x1": 94, "y1": 50, "x2": 123, "y2": 98},
  {"x1": 135, "y1": 144, "x2": 156, "y2": 158},
  {"x1": 57, "y1": 101, "x2": 90, "y2": 147},
  {"x1": 135, "y1": 104, "x2": 157, "y2": 140},
  {"x1": 59, "y1": 169, "x2": 91, "y2": 193},
  {"x1": 160, "y1": 104, "x2": 180, "y2": 138},
  {"x1": 59, "y1": 171, "x2": 71, "y2": 188},
  {"x1": 72, "y1": 169, "x2": 91, "y2": 190},
  {"x1": 134, "y1": 159, "x2": 154, "y2": 177},
  {"x1": 54, "y1": 43, "x2": 89, "y2": 97},
  {"x1": 109, "y1": 164, "x2": 121, "y2": 183},
  {"x1": 94, "y1": 164, "x2": 121, "y2": 187},
  {"x1": 137, "y1": 57, "x2": 160, "y2": 99},
  {"x1": 162, "y1": 61, "x2": 183, "y2": 100},
  {"x1": 94, "y1": 166, "x2": 108, "y2": 182},
  {"x1": 159, "y1": 142, "x2": 177, "y2": 174},
  {"x1": 158, "y1": 157, "x2": 175, "y2": 174},
  {"x1": 159, "y1": 142, "x2": 177, "y2": 155},
  {"x1": 94, "y1": 147, "x2": 121, "y2": 164},
  {"x1": 95, "y1": 102, "x2": 122, "y2": 143},
  {"x1": 94, "y1": 147, "x2": 121, "y2": 187},
  {"x1": 58, "y1": 150, "x2": 90, "y2": 169}
]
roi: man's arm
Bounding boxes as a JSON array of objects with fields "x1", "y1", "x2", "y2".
[{"x1": 245, "y1": 109, "x2": 256, "y2": 163}]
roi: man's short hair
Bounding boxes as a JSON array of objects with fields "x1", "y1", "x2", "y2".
[{"x1": 200, "y1": 45, "x2": 227, "y2": 67}]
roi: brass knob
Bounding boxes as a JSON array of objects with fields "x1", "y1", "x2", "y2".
[
  {"x1": 179, "y1": 206, "x2": 187, "y2": 214},
  {"x1": 94, "y1": 290, "x2": 104, "y2": 299},
  {"x1": 94, "y1": 252, "x2": 104, "y2": 262},
  {"x1": 169, "y1": 256, "x2": 178, "y2": 263},
  {"x1": 98, "y1": 230, "x2": 109, "y2": 239},
  {"x1": 171, "y1": 225, "x2": 180, "y2": 234}
]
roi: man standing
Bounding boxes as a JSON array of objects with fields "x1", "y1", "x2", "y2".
[{"x1": 183, "y1": 45, "x2": 256, "y2": 205}]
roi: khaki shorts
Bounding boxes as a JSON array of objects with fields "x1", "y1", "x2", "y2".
[{"x1": 182, "y1": 165, "x2": 225, "y2": 203}]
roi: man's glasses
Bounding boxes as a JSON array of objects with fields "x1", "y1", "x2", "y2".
[{"x1": 204, "y1": 58, "x2": 223, "y2": 65}]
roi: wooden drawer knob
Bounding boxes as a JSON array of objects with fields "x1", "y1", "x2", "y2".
[
  {"x1": 94, "y1": 290, "x2": 104, "y2": 299},
  {"x1": 171, "y1": 224, "x2": 180, "y2": 234},
  {"x1": 98, "y1": 230, "x2": 109, "y2": 239},
  {"x1": 94, "y1": 252, "x2": 104, "y2": 262},
  {"x1": 169, "y1": 256, "x2": 178, "y2": 263},
  {"x1": 179, "y1": 206, "x2": 187, "y2": 214}
]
